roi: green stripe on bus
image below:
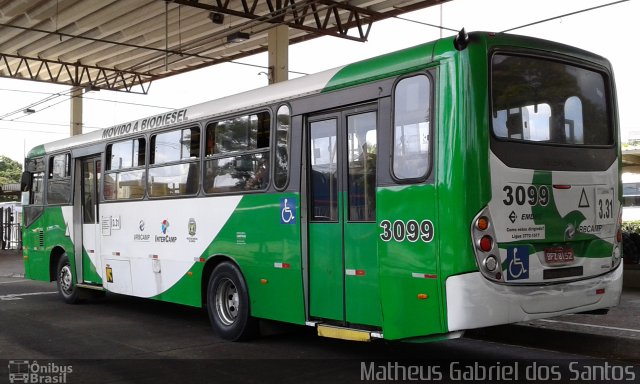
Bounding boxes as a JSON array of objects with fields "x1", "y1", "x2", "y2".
[
  {"x1": 322, "y1": 42, "x2": 436, "y2": 93},
  {"x1": 27, "y1": 144, "x2": 46, "y2": 158}
]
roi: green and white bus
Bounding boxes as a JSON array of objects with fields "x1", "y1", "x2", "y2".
[{"x1": 21, "y1": 31, "x2": 622, "y2": 342}]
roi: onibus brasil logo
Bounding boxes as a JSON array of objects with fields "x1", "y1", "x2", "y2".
[{"x1": 8, "y1": 360, "x2": 73, "y2": 383}]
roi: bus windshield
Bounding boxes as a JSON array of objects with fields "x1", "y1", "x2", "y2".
[{"x1": 491, "y1": 54, "x2": 612, "y2": 146}]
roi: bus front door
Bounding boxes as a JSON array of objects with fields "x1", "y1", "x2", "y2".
[
  {"x1": 307, "y1": 107, "x2": 381, "y2": 327},
  {"x1": 76, "y1": 156, "x2": 102, "y2": 285}
]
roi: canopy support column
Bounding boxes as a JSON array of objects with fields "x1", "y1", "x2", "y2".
[
  {"x1": 268, "y1": 26, "x2": 289, "y2": 84},
  {"x1": 70, "y1": 87, "x2": 83, "y2": 136}
]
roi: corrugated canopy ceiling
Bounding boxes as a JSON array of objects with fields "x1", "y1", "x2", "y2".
[{"x1": 0, "y1": 0, "x2": 449, "y2": 93}]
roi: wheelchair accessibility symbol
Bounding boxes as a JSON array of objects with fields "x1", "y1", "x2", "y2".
[
  {"x1": 280, "y1": 198, "x2": 296, "y2": 224},
  {"x1": 506, "y1": 246, "x2": 529, "y2": 280}
]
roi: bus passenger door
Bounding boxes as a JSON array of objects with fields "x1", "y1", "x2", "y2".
[
  {"x1": 78, "y1": 156, "x2": 102, "y2": 285},
  {"x1": 307, "y1": 106, "x2": 381, "y2": 327}
]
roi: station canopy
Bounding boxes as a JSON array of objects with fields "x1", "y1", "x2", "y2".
[{"x1": 0, "y1": 0, "x2": 449, "y2": 94}]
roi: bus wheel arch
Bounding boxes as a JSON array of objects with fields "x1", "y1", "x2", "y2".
[
  {"x1": 203, "y1": 256, "x2": 258, "y2": 341},
  {"x1": 49, "y1": 246, "x2": 67, "y2": 282}
]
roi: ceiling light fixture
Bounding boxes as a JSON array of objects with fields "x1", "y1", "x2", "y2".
[
  {"x1": 209, "y1": 12, "x2": 224, "y2": 24},
  {"x1": 227, "y1": 31, "x2": 250, "y2": 43}
]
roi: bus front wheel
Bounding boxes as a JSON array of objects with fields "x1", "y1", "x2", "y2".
[
  {"x1": 206, "y1": 262, "x2": 258, "y2": 341},
  {"x1": 56, "y1": 254, "x2": 80, "y2": 304}
]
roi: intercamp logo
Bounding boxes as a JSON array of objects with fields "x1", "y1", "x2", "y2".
[{"x1": 161, "y1": 219, "x2": 170, "y2": 234}]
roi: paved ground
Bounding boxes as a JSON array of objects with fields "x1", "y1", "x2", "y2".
[
  {"x1": 1, "y1": 249, "x2": 639, "y2": 383},
  {"x1": 0, "y1": 249, "x2": 23, "y2": 278}
]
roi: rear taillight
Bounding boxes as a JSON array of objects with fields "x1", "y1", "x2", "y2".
[
  {"x1": 479, "y1": 236, "x2": 493, "y2": 252},
  {"x1": 613, "y1": 207, "x2": 622, "y2": 269},
  {"x1": 483, "y1": 255, "x2": 498, "y2": 271},
  {"x1": 476, "y1": 217, "x2": 489, "y2": 231},
  {"x1": 471, "y1": 208, "x2": 502, "y2": 281}
]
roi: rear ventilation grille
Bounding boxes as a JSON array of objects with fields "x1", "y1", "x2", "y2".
[{"x1": 38, "y1": 230, "x2": 44, "y2": 247}]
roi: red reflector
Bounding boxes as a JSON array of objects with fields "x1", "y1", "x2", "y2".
[
  {"x1": 355, "y1": 270, "x2": 366, "y2": 276},
  {"x1": 282, "y1": 263, "x2": 291, "y2": 269},
  {"x1": 424, "y1": 274, "x2": 437, "y2": 279},
  {"x1": 596, "y1": 288, "x2": 605, "y2": 295},
  {"x1": 412, "y1": 273, "x2": 437, "y2": 279},
  {"x1": 553, "y1": 185, "x2": 571, "y2": 190},
  {"x1": 199, "y1": 257, "x2": 206, "y2": 262},
  {"x1": 479, "y1": 236, "x2": 493, "y2": 252}
]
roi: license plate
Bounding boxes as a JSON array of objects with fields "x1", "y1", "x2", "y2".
[{"x1": 544, "y1": 247, "x2": 574, "y2": 265}]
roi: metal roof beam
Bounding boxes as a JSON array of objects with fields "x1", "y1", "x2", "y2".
[
  {"x1": 171, "y1": 0, "x2": 378, "y2": 41},
  {"x1": 0, "y1": 52, "x2": 152, "y2": 94}
]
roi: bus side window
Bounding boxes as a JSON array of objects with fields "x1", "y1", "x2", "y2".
[
  {"x1": 31, "y1": 172, "x2": 45, "y2": 205},
  {"x1": 392, "y1": 75, "x2": 432, "y2": 181},
  {"x1": 204, "y1": 111, "x2": 271, "y2": 194},
  {"x1": 21, "y1": 171, "x2": 45, "y2": 227},
  {"x1": 149, "y1": 127, "x2": 200, "y2": 198},
  {"x1": 274, "y1": 105, "x2": 290, "y2": 190},
  {"x1": 47, "y1": 153, "x2": 71, "y2": 205},
  {"x1": 347, "y1": 111, "x2": 377, "y2": 222},
  {"x1": 564, "y1": 96, "x2": 584, "y2": 144},
  {"x1": 104, "y1": 138, "x2": 146, "y2": 200},
  {"x1": 309, "y1": 119, "x2": 338, "y2": 221}
]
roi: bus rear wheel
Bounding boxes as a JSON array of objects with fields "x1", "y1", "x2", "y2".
[
  {"x1": 206, "y1": 262, "x2": 258, "y2": 341},
  {"x1": 56, "y1": 254, "x2": 80, "y2": 304}
]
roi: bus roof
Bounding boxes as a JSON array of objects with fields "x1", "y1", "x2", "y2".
[
  {"x1": 26, "y1": 31, "x2": 611, "y2": 159},
  {"x1": 26, "y1": 66, "x2": 342, "y2": 158},
  {"x1": 26, "y1": 37, "x2": 441, "y2": 159}
]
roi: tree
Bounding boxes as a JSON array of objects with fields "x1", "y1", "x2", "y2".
[{"x1": 0, "y1": 155, "x2": 22, "y2": 202}]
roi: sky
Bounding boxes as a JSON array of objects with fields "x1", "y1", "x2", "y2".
[{"x1": 0, "y1": 0, "x2": 637, "y2": 164}]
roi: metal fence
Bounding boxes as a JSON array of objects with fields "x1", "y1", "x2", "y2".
[
  {"x1": 1, "y1": 222, "x2": 21, "y2": 250},
  {"x1": 1, "y1": 205, "x2": 21, "y2": 250}
]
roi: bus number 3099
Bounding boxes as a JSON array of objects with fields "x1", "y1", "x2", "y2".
[
  {"x1": 380, "y1": 219, "x2": 434, "y2": 243},
  {"x1": 502, "y1": 185, "x2": 550, "y2": 207}
]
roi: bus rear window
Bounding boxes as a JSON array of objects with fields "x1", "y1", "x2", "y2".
[{"x1": 491, "y1": 54, "x2": 611, "y2": 146}]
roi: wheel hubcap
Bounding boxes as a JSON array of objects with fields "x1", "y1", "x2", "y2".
[
  {"x1": 59, "y1": 265, "x2": 73, "y2": 294},
  {"x1": 215, "y1": 278, "x2": 239, "y2": 326}
]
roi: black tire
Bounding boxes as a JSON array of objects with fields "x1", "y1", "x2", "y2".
[
  {"x1": 56, "y1": 254, "x2": 81, "y2": 304},
  {"x1": 206, "y1": 262, "x2": 258, "y2": 341}
]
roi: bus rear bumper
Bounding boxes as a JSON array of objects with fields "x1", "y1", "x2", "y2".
[{"x1": 445, "y1": 265, "x2": 623, "y2": 332}]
